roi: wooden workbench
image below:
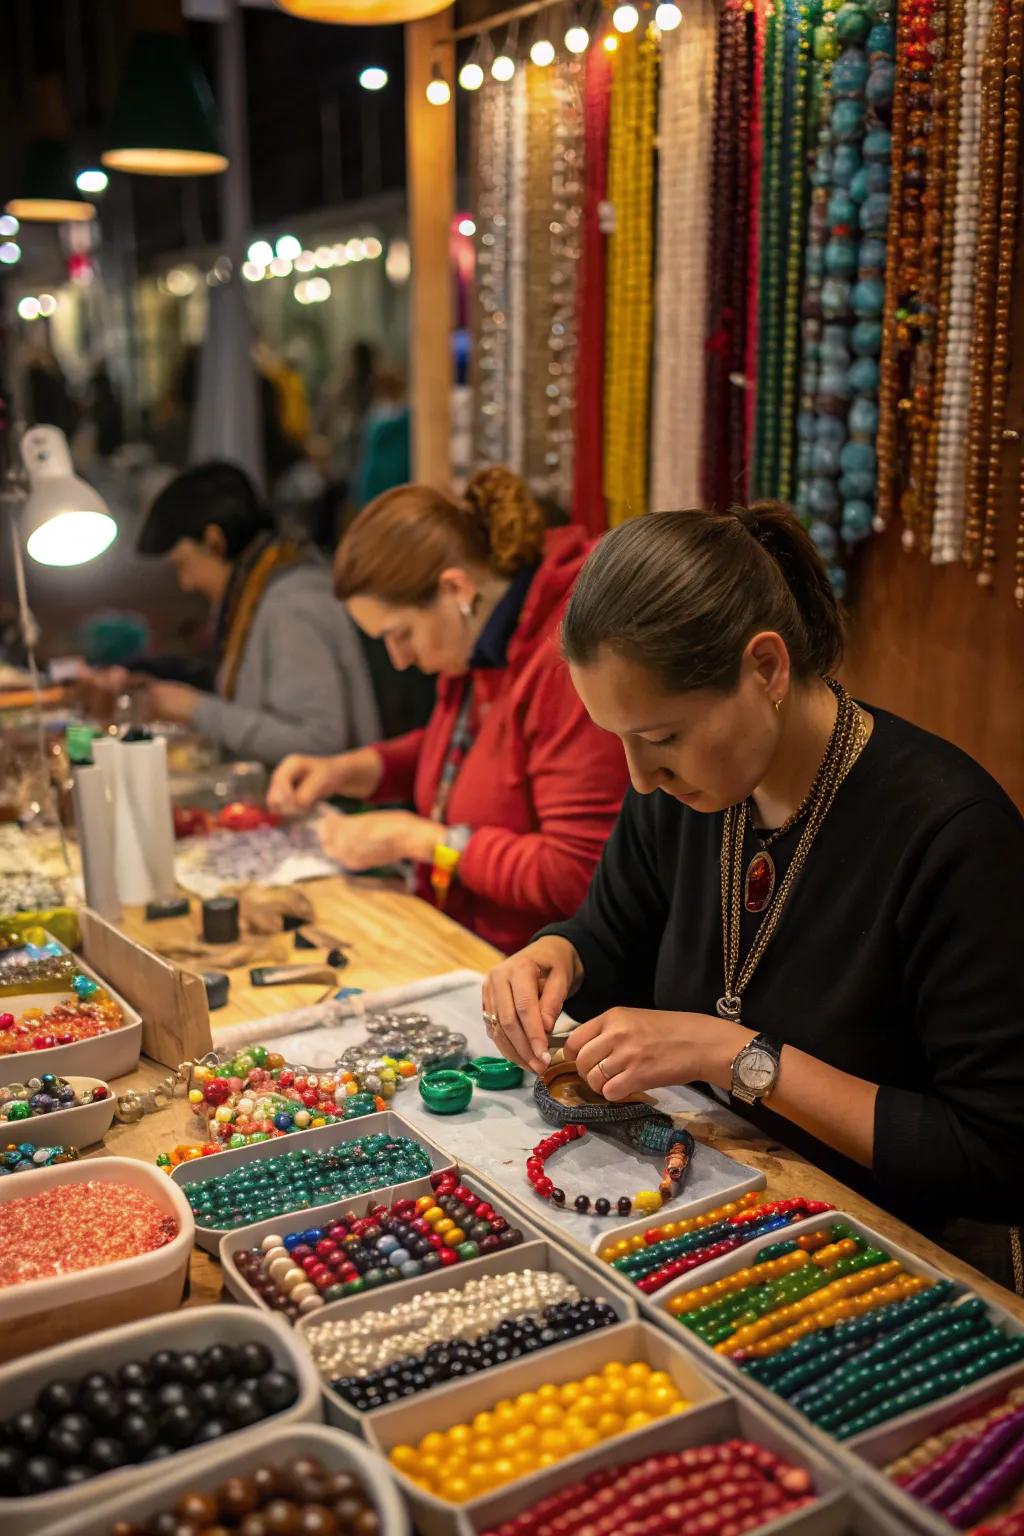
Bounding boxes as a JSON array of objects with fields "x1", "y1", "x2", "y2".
[{"x1": 98, "y1": 876, "x2": 1024, "y2": 1322}]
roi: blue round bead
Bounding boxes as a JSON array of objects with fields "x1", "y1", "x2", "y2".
[
  {"x1": 850, "y1": 168, "x2": 870, "y2": 204},
  {"x1": 848, "y1": 356, "x2": 879, "y2": 392},
  {"x1": 865, "y1": 162, "x2": 890, "y2": 195},
  {"x1": 809, "y1": 519, "x2": 840, "y2": 560},
  {"x1": 835, "y1": 3, "x2": 871, "y2": 43},
  {"x1": 808, "y1": 478, "x2": 841, "y2": 517},
  {"x1": 832, "y1": 144, "x2": 861, "y2": 187},
  {"x1": 863, "y1": 128, "x2": 892, "y2": 162},
  {"x1": 797, "y1": 410, "x2": 817, "y2": 442},
  {"x1": 827, "y1": 190, "x2": 858, "y2": 227},
  {"x1": 827, "y1": 564, "x2": 849, "y2": 600},
  {"x1": 831, "y1": 99, "x2": 866, "y2": 143},
  {"x1": 819, "y1": 368, "x2": 853, "y2": 401},
  {"x1": 822, "y1": 278, "x2": 852, "y2": 319},
  {"x1": 825, "y1": 239, "x2": 858, "y2": 277},
  {"x1": 867, "y1": 21, "x2": 895, "y2": 54},
  {"x1": 399, "y1": 1259, "x2": 423, "y2": 1280},
  {"x1": 849, "y1": 398, "x2": 880, "y2": 435},
  {"x1": 867, "y1": 60, "x2": 894, "y2": 108},
  {"x1": 860, "y1": 192, "x2": 890, "y2": 236},
  {"x1": 832, "y1": 48, "x2": 869, "y2": 97},
  {"x1": 815, "y1": 415, "x2": 847, "y2": 447},
  {"x1": 376, "y1": 1234, "x2": 399, "y2": 1254},
  {"x1": 840, "y1": 440, "x2": 876, "y2": 475},
  {"x1": 851, "y1": 320, "x2": 883, "y2": 356},
  {"x1": 858, "y1": 238, "x2": 887, "y2": 273},
  {"x1": 388, "y1": 1247, "x2": 410, "y2": 1267},
  {"x1": 852, "y1": 277, "x2": 885, "y2": 318},
  {"x1": 811, "y1": 442, "x2": 842, "y2": 475},
  {"x1": 842, "y1": 500, "x2": 875, "y2": 542},
  {"x1": 840, "y1": 471, "x2": 877, "y2": 501},
  {"x1": 273, "y1": 1112, "x2": 293, "y2": 1132}
]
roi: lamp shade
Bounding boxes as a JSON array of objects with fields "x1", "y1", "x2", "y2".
[
  {"x1": 21, "y1": 426, "x2": 117, "y2": 567},
  {"x1": 277, "y1": 0, "x2": 451, "y2": 23},
  {"x1": 6, "y1": 140, "x2": 95, "y2": 223},
  {"x1": 102, "y1": 33, "x2": 227, "y2": 177}
]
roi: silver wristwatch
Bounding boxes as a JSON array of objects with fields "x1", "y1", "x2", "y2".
[
  {"x1": 442, "y1": 824, "x2": 473, "y2": 855},
  {"x1": 730, "y1": 1033, "x2": 782, "y2": 1105}
]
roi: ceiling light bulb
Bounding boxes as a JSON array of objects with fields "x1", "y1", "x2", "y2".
[
  {"x1": 491, "y1": 53, "x2": 516, "y2": 81},
  {"x1": 38, "y1": 294, "x2": 57, "y2": 317},
  {"x1": 426, "y1": 67, "x2": 451, "y2": 105},
  {"x1": 17, "y1": 297, "x2": 40, "y2": 321},
  {"x1": 459, "y1": 60, "x2": 484, "y2": 89},
  {"x1": 247, "y1": 239, "x2": 273, "y2": 266},
  {"x1": 0, "y1": 242, "x2": 22, "y2": 264},
  {"x1": 76, "y1": 168, "x2": 109, "y2": 194},
  {"x1": 0, "y1": 215, "x2": 19, "y2": 237},
  {"x1": 530, "y1": 38, "x2": 555, "y2": 65},
  {"x1": 242, "y1": 261, "x2": 265, "y2": 281},
  {"x1": 613, "y1": 3, "x2": 640, "y2": 30},
  {"x1": 276, "y1": 234, "x2": 302, "y2": 261},
  {"x1": 359, "y1": 66, "x2": 388, "y2": 90},
  {"x1": 655, "y1": 1, "x2": 683, "y2": 25},
  {"x1": 565, "y1": 24, "x2": 590, "y2": 51},
  {"x1": 458, "y1": 217, "x2": 477, "y2": 236}
]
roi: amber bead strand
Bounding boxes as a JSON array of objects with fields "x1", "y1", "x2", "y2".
[
  {"x1": 874, "y1": 0, "x2": 911, "y2": 532},
  {"x1": 963, "y1": 0, "x2": 1009, "y2": 568},
  {"x1": 977, "y1": 0, "x2": 1024, "y2": 588},
  {"x1": 919, "y1": 0, "x2": 964, "y2": 547}
]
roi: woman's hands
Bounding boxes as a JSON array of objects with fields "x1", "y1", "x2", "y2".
[
  {"x1": 317, "y1": 809, "x2": 443, "y2": 871},
  {"x1": 564, "y1": 1008, "x2": 749, "y2": 1101},
  {"x1": 482, "y1": 937, "x2": 584, "y2": 1073},
  {"x1": 146, "y1": 680, "x2": 202, "y2": 724},
  {"x1": 268, "y1": 747, "x2": 384, "y2": 814}
]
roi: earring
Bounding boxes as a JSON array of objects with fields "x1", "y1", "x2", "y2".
[
  {"x1": 773, "y1": 698, "x2": 783, "y2": 713},
  {"x1": 458, "y1": 601, "x2": 473, "y2": 619}
]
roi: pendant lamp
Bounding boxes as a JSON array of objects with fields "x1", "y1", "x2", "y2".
[
  {"x1": 102, "y1": 32, "x2": 227, "y2": 176},
  {"x1": 20, "y1": 426, "x2": 117, "y2": 567},
  {"x1": 276, "y1": 0, "x2": 451, "y2": 24},
  {"x1": 6, "y1": 79, "x2": 95, "y2": 222}
]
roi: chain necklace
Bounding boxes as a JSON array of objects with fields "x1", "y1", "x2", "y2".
[{"x1": 717, "y1": 679, "x2": 868, "y2": 1023}]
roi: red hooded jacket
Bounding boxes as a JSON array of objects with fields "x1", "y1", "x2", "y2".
[{"x1": 372, "y1": 526, "x2": 629, "y2": 953}]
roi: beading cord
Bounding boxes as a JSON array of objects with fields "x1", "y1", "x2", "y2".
[
  {"x1": 976, "y1": 0, "x2": 1024, "y2": 590},
  {"x1": 650, "y1": 0, "x2": 717, "y2": 511},
  {"x1": 931, "y1": 0, "x2": 992, "y2": 563},
  {"x1": 507, "y1": 68, "x2": 529, "y2": 474},
  {"x1": 961, "y1": 0, "x2": 1006, "y2": 570},
  {"x1": 546, "y1": 58, "x2": 585, "y2": 510},
  {"x1": 524, "y1": 61, "x2": 558, "y2": 486},
  {"x1": 572, "y1": 44, "x2": 613, "y2": 534},
  {"x1": 473, "y1": 78, "x2": 514, "y2": 467},
  {"x1": 777, "y1": 0, "x2": 814, "y2": 505},
  {"x1": 602, "y1": 27, "x2": 658, "y2": 526}
]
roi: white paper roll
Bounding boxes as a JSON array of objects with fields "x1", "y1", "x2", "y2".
[
  {"x1": 71, "y1": 764, "x2": 121, "y2": 921},
  {"x1": 92, "y1": 735, "x2": 176, "y2": 906}
]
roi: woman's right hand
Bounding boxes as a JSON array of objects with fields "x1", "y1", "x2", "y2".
[
  {"x1": 268, "y1": 746, "x2": 383, "y2": 814},
  {"x1": 482, "y1": 936, "x2": 584, "y2": 1074}
]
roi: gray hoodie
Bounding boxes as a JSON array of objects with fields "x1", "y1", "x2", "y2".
[{"x1": 191, "y1": 559, "x2": 380, "y2": 767}]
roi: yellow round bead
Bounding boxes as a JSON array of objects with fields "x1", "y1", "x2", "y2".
[
  {"x1": 596, "y1": 1411, "x2": 624, "y2": 1438},
  {"x1": 390, "y1": 1445, "x2": 418, "y2": 1472}
]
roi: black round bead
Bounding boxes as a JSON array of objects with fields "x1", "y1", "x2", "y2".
[
  {"x1": 258, "y1": 1370, "x2": 298, "y2": 1413},
  {"x1": 88, "y1": 1436, "x2": 128, "y2": 1471},
  {"x1": 37, "y1": 1379, "x2": 78, "y2": 1419},
  {"x1": 21, "y1": 1454, "x2": 61, "y2": 1494},
  {"x1": 617, "y1": 1196, "x2": 633, "y2": 1215},
  {"x1": 224, "y1": 1386, "x2": 263, "y2": 1428},
  {"x1": 193, "y1": 1416, "x2": 230, "y2": 1443},
  {"x1": 59, "y1": 1465, "x2": 91, "y2": 1487},
  {"x1": 120, "y1": 1411, "x2": 156, "y2": 1453},
  {"x1": 116, "y1": 1360, "x2": 153, "y2": 1391},
  {"x1": 201, "y1": 1342, "x2": 237, "y2": 1380},
  {"x1": 595, "y1": 1197, "x2": 611, "y2": 1216},
  {"x1": 158, "y1": 1403, "x2": 197, "y2": 1446},
  {"x1": 236, "y1": 1340, "x2": 274, "y2": 1377},
  {"x1": 10, "y1": 1409, "x2": 47, "y2": 1449},
  {"x1": 155, "y1": 1381, "x2": 190, "y2": 1411},
  {"x1": 550, "y1": 1188, "x2": 566, "y2": 1206},
  {"x1": 574, "y1": 1194, "x2": 591, "y2": 1213}
]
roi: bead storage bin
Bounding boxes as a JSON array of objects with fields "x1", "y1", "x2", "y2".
[
  {"x1": 294, "y1": 1238, "x2": 637, "y2": 1434},
  {"x1": 586, "y1": 1171, "x2": 767, "y2": 1258},
  {"x1": 37, "y1": 1422, "x2": 409, "y2": 1536},
  {"x1": 460, "y1": 1388, "x2": 887, "y2": 1536},
  {"x1": 654, "y1": 1212, "x2": 1024, "y2": 1457},
  {"x1": 0, "y1": 956, "x2": 142, "y2": 1083},
  {"x1": 172, "y1": 1110, "x2": 457, "y2": 1253},
  {"x1": 220, "y1": 1173, "x2": 543, "y2": 1319},
  {"x1": 0, "y1": 1074, "x2": 116, "y2": 1148},
  {"x1": 364, "y1": 1318, "x2": 728, "y2": 1536},
  {"x1": 0, "y1": 1304, "x2": 322, "y2": 1536},
  {"x1": 848, "y1": 1364, "x2": 1024, "y2": 1536},
  {"x1": 0, "y1": 1156, "x2": 194, "y2": 1363}
]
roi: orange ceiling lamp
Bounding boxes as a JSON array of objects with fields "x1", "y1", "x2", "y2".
[{"x1": 276, "y1": 0, "x2": 451, "y2": 24}]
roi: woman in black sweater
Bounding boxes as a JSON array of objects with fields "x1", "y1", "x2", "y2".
[{"x1": 483, "y1": 504, "x2": 1024, "y2": 1291}]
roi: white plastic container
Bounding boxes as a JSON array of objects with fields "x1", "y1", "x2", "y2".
[
  {"x1": 653, "y1": 1211, "x2": 1024, "y2": 1463},
  {"x1": 365, "y1": 1318, "x2": 728, "y2": 1536},
  {"x1": 296, "y1": 1237, "x2": 638, "y2": 1434},
  {"x1": 0, "y1": 1156, "x2": 194, "y2": 1362},
  {"x1": 0, "y1": 1075, "x2": 116, "y2": 1149},
  {"x1": 173, "y1": 1109, "x2": 458, "y2": 1253},
  {"x1": 220, "y1": 1174, "x2": 545, "y2": 1317},
  {"x1": 0, "y1": 1305, "x2": 323, "y2": 1536},
  {"x1": 1, "y1": 955, "x2": 142, "y2": 1082},
  {"x1": 37, "y1": 1421, "x2": 410, "y2": 1536}
]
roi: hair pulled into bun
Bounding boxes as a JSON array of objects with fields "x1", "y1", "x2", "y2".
[{"x1": 461, "y1": 466, "x2": 546, "y2": 577}]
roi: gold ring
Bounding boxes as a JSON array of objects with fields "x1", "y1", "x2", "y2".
[
  {"x1": 482, "y1": 1011, "x2": 499, "y2": 1029},
  {"x1": 598, "y1": 1058, "x2": 613, "y2": 1080}
]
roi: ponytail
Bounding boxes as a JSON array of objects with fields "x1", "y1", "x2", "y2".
[{"x1": 562, "y1": 503, "x2": 845, "y2": 691}]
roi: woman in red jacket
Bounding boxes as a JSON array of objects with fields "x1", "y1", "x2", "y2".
[{"x1": 268, "y1": 467, "x2": 628, "y2": 952}]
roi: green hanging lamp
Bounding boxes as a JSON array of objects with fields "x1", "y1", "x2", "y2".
[{"x1": 102, "y1": 32, "x2": 227, "y2": 176}]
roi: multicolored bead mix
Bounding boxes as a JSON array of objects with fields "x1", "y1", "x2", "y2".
[
  {"x1": 321, "y1": 1272, "x2": 618, "y2": 1413},
  {"x1": 0, "y1": 1339, "x2": 298, "y2": 1497},
  {"x1": 600, "y1": 1193, "x2": 834, "y2": 1294},
  {"x1": 669, "y1": 1223, "x2": 1024, "y2": 1437},
  {"x1": 109, "y1": 1455, "x2": 380, "y2": 1536},
  {"x1": 0, "y1": 1181, "x2": 178, "y2": 1287},
  {"x1": 480, "y1": 1440, "x2": 817, "y2": 1536},
  {"x1": 1, "y1": 1073, "x2": 110, "y2": 1121},
  {"x1": 389, "y1": 1359, "x2": 691, "y2": 1503},
  {"x1": 1, "y1": 1141, "x2": 80, "y2": 1174},
  {"x1": 233, "y1": 1175, "x2": 523, "y2": 1315},
  {"x1": 887, "y1": 1384, "x2": 1024, "y2": 1532},
  {"x1": 0, "y1": 991, "x2": 124, "y2": 1057},
  {"x1": 179, "y1": 1133, "x2": 435, "y2": 1231}
]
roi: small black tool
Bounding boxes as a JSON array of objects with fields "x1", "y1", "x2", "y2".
[
  {"x1": 203, "y1": 971, "x2": 230, "y2": 1010},
  {"x1": 145, "y1": 897, "x2": 190, "y2": 921},
  {"x1": 202, "y1": 896, "x2": 240, "y2": 945}
]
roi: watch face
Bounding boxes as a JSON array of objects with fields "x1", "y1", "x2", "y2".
[{"x1": 738, "y1": 1047, "x2": 777, "y2": 1092}]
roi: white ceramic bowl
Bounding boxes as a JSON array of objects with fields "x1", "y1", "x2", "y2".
[{"x1": 0, "y1": 1074, "x2": 116, "y2": 1149}]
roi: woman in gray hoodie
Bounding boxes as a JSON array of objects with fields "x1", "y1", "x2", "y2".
[{"x1": 135, "y1": 461, "x2": 380, "y2": 768}]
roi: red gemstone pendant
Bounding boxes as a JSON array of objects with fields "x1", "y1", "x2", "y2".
[{"x1": 744, "y1": 851, "x2": 776, "y2": 913}]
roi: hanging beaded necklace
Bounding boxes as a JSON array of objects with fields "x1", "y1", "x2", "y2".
[
  {"x1": 753, "y1": 0, "x2": 790, "y2": 496},
  {"x1": 546, "y1": 59, "x2": 584, "y2": 510},
  {"x1": 777, "y1": 0, "x2": 815, "y2": 505},
  {"x1": 473, "y1": 79, "x2": 514, "y2": 467},
  {"x1": 573, "y1": 46, "x2": 613, "y2": 533},
  {"x1": 524, "y1": 61, "x2": 559, "y2": 486}
]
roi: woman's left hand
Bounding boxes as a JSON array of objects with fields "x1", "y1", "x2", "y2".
[
  {"x1": 317, "y1": 809, "x2": 443, "y2": 871},
  {"x1": 563, "y1": 1007, "x2": 747, "y2": 1102},
  {"x1": 146, "y1": 681, "x2": 202, "y2": 724}
]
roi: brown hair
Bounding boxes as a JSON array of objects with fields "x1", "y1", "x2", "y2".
[
  {"x1": 333, "y1": 466, "x2": 546, "y2": 605},
  {"x1": 561, "y1": 502, "x2": 844, "y2": 691}
]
